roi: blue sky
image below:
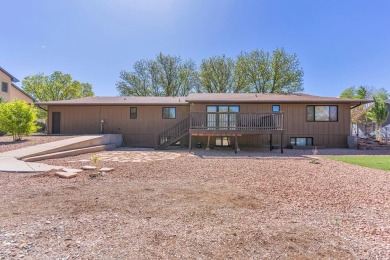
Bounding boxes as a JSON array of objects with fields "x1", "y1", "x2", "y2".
[{"x1": 1, "y1": 0, "x2": 390, "y2": 97}]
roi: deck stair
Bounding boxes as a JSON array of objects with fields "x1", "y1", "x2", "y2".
[{"x1": 156, "y1": 116, "x2": 190, "y2": 150}]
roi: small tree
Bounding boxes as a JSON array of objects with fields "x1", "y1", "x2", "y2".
[
  {"x1": 0, "y1": 100, "x2": 38, "y2": 141},
  {"x1": 367, "y1": 97, "x2": 389, "y2": 142}
]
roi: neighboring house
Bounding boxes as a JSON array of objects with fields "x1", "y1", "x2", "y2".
[
  {"x1": 37, "y1": 93, "x2": 371, "y2": 150},
  {"x1": 384, "y1": 100, "x2": 390, "y2": 139},
  {"x1": 0, "y1": 67, "x2": 35, "y2": 103},
  {"x1": 352, "y1": 100, "x2": 390, "y2": 139}
]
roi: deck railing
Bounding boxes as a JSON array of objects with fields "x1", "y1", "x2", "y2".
[{"x1": 190, "y1": 112, "x2": 284, "y2": 131}]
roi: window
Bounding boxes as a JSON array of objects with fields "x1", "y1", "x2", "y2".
[
  {"x1": 130, "y1": 107, "x2": 137, "y2": 119},
  {"x1": 215, "y1": 137, "x2": 230, "y2": 146},
  {"x1": 307, "y1": 105, "x2": 338, "y2": 122},
  {"x1": 290, "y1": 137, "x2": 313, "y2": 146},
  {"x1": 1, "y1": 82, "x2": 8, "y2": 92},
  {"x1": 162, "y1": 107, "x2": 176, "y2": 119},
  {"x1": 272, "y1": 105, "x2": 280, "y2": 112}
]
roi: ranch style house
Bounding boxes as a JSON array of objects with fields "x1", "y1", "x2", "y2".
[{"x1": 37, "y1": 93, "x2": 371, "y2": 152}]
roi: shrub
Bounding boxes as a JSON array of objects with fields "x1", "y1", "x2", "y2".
[
  {"x1": 35, "y1": 121, "x2": 46, "y2": 132},
  {"x1": 0, "y1": 100, "x2": 38, "y2": 141}
]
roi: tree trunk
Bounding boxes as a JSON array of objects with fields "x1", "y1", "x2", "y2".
[{"x1": 378, "y1": 124, "x2": 382, "y2": 142}]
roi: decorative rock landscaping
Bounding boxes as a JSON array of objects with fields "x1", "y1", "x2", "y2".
[
  {"x1": 97, "y1": 151, "x2": 181, "y2": 163},
  {"x1": 81, "y1": 165, "x2": 97, "y2": 170},
  {"x1": 55, "y1": 171, "x2": 78, "y2": 179},
  {"x1": 62, "y1": 168, "x2": 83, "y2": 173},
  {"x1": 357, "y1": 138, "x2": 390, "y2": 150},
  {"x1": 100, "y1": 167, "x2": 114, "y2": 172}
]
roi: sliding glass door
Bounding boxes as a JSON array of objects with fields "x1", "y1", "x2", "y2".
[{"x1": 207, "y1": 105, "x2": 239, "y2": 130}]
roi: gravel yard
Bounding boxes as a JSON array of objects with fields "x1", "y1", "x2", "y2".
[{"x1": 1, "y1": 148, "x2": 390, "y2": 259}]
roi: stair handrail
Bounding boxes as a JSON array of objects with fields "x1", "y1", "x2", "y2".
[{"x1": 158, "y1": 116, "x2": 190, "y2": 146}]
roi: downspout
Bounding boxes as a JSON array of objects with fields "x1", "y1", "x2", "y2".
[{"x1": 36, "y1": 104, "x2": 47, "y2": 112}]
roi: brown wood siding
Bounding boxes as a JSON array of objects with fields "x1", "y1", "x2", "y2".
[
  {"x1": 47, "y1": 102, "x2": 350, "y2": 148},
  {"x1": 48, "y1": 105, "x2": 190, "y2": 147},
  {"x1": 189, "y1": 103, "x2": 351, "y2": 148}
]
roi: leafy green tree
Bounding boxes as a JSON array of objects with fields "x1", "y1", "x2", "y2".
[
  {"x1": 117, "y1": 53, "x2": 199, "y2": 96},
  {"x1": 22, "y1": 71, "x2": 94, "y2": 101},
  {"x1": 339, "y1": 86, "x2": 356, "y2": 99},
  {"x1": 117, "y1": 60, "x2": 154, "y2": 96},
  {"x1": 340, "y1": 86, "x2": 389, "y2": 136},
  {"x1": 236, "y1": 50, "x2": 271, "y2": 93},
  {"x1": 199, "y1": 55, "x2": 238, "y2": 93},
  {"x1": 0, "y1": 100, "x2": 38, "y2": 141},
  {"x1": 367, "y1": 97, "x2": 389, "y2": 141},
  {"x1": 236, "y1": 48, "x2": 304, "y2": 93},
  {"x1": 340, "y1": 86, "x2": 370, "y2": 135},
  {"x1": 340, "y1": 86, "x2": 388, "y2": 100}
]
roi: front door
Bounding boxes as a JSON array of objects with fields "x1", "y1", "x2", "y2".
[{"x1": 52, "y1": 112, "x2": 61, "y2": 134}]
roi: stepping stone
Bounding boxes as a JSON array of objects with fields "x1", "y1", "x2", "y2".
[
  {"x1": 78, "y1": 159, "x2": 90, "y2": 162},
  {"x1": 100, "y1": 167, "x2": 114, "y2": 172},
  {"x1": 63, "y1": 168, "x2": 83, "y2": 173},
  {"x1": 56, "y1": 172, "x2": 77, "y2": 179},
  {"x1": 81, "y1": 165, "x2": 97, "y2": 170},
  {"x1": 67, "y1": 160, "x2": 78, "y2": 163}
]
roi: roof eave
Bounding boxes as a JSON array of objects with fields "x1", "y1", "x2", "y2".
[
  {"x1": 185, "y1": 99, "x2": 373, "y2": 105},
  {"x1": 35, "y1": 102, "x2": 189, "y2": 106},
  {"x1": 11, "y1": 83, "x2": 37, "y2": 102},
  {"x1": 0, "y1": 67, "x2": 19, "y2": 83}
]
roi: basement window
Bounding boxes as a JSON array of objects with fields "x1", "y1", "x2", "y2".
[
  {"x1": 290, "y1": 137, "x2": 313, "y2": 146},
  {"x1": 130, "y1": 107, "x2": 137, "y2": 119},
  {"x1": 215, "y1": 137, "x2": 230, "y2": 147}
]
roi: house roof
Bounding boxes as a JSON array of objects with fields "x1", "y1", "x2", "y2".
[
  {"x1": 36, "y1": 93, "x2": 373, "y2": 106},
  {"x1": 11, "y1": 83, "x2": 37, "y2": 102},
  {"x1": 0, "y1": 67, "x2": 19, "y2": 83},
  {"x1": 186, "y1": 93, "x2": 372, "y2": 105},
  {"x1": 36, "y1": 96, "x2": 188, "y2": 106}
]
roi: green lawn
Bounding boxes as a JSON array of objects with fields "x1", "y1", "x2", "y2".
[{"x1": 326, "y1": 155, "x2": 390, "y2": 171}]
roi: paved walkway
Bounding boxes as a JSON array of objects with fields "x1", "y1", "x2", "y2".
[
  {"x1": 0, "y1": 135, "x2": 105, "y2": 159},
  {"x1": 0, "y1": 156, "x2": 63, "y2": 173},
  {"x1": 0, "y1": 136, "x2": 105, "y2": 173}
]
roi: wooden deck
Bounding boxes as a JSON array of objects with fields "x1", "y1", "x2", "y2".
[
  {"x1": 189, "y1": 112, "x2": 285, "y2": 153},
  {"x1": 190, "y1": 111, "x2": 284, "y2": 134}
]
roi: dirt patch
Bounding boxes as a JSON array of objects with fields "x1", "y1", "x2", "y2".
[{"x1": 0, "y1": 151, "x2": 390, "y2": 259}]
